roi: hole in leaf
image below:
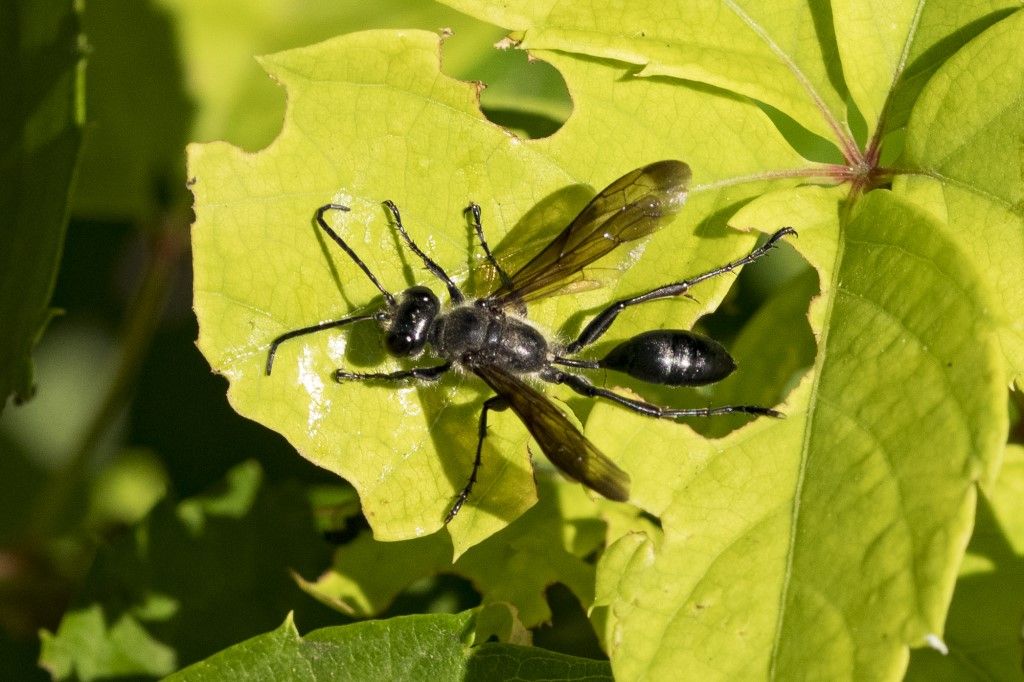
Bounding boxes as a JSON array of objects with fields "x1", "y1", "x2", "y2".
[
  {"x1": 446, "y1": 43, "x2": 572, "y2": 139},
  {"x1": 573, "y1": 230, "x2": 818, "y2": 440},
  {"x1": 690, "y1": 238, "x2": 818, "y2": 438}
]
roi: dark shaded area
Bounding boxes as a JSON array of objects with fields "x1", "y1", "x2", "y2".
[
  {"x1": 532, "y1": 583, "x2": 607, "y2": 660},
  {"x1": 131, "y1": 316, "x2": 336, "y2": 496},
  {"x1": 467, "y1": 641, "x2": 612, "y2": 681},
  {"x1": 756, "y1": 102, "x2": 846, "y2": 164},
  {"x1": 0, "y1": 637, "x2": 49, "y2": 682},
  {"x1": 1009, "y1": 389, "x2": 1024, "y2": 445},
  {"x1": 322, "y1": 512, "x2": 371, "y2": 546},
  {"x1": 381, "y1": 574, "x2": 482, "y2": 620}
]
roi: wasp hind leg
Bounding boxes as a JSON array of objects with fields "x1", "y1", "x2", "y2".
[
  {"x1": 544, "y1": 368, "x2": 782, "y2": 419},
  {"x1": 445, "y1": 395, "x2": 509, "y2": 523}
]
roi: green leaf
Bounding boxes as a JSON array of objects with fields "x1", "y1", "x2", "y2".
[
  {"x1": 443, "y1": 0, "x2": 848, "y2": 143},
  {"x1": 895, "y1": 9, "x2": 1024, "y2": 386},
  {"x1": 591, "y1": 190, "x2": 1005, "y2": 679},
  {"x1": 0, "y1": 0, "x2": 84, "y2": 410},
  {"x1": 38, "y1": 461, "x2": 333, "y2": 679},
  {"x1": 168, "y1": 611, "x2": 612, "y2": 681},
  {"x1": 906, "y1": 445, "x2": 1024, "y2": 680}
]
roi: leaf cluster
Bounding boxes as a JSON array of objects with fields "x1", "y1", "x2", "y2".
[{"x1": 2, "y1": 1, "x2": 1023, "y2": 680}]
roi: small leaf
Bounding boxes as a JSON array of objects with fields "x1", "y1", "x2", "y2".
[
  {"x1": 474, "y1": 602, "x2": 532, "y2": 646},
  {"x1": 39, "y1": 604, "x2": 177, "y2": 681},
  {"x1": 299, "y1": 475, "x2": 607, "y2": 628},
  {"x1": 167, "y1": 612, "x2": 473, "y2": 681}
]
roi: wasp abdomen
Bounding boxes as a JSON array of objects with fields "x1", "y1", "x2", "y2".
[{"x1": 599, "y1": 330, "x2": 736, "y2": 386}]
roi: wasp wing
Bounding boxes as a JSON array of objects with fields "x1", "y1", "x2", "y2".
[
  {"x1": 474, "y1": 364, "x2": 630, "y2": 502},
  {"x1": 489, "y1": 160, "x2": 691, "y2": 306}
]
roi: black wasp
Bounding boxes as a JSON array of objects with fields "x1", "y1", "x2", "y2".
[{"x1": 265, "y1": 161, "x2": 795, "y2": 522}]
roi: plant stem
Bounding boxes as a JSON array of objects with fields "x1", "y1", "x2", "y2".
[{"x1": 690, "y1": 166, "x2": 847, "y2": 195}]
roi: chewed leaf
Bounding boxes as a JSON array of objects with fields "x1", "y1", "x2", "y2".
[
  {"x1": 191, "y1": 31, "x2": 556, "y2": 546},
  {"x1": 190, "y1": 29, "x2": 804, "y2": 550}
]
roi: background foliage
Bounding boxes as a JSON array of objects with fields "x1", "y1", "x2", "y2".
[{"x1": 1, "y1": 0, "x2": 1022, "y2": 680}]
